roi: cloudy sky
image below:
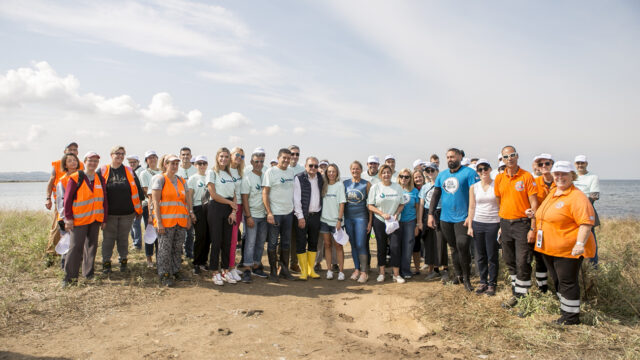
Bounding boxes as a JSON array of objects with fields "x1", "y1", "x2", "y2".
[{"x1": 1, "y1": 0, "x2": 638, "y2": 178}]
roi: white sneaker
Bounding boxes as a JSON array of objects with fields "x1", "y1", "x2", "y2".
[
  {"x1": 326, "y1": 270, "x2": 334, "y2": 280},
  {"x1": 231, "y1": 269, "x2": 242, "y2": 282},
  {"x1": 222, "y1": 272, "x2": 237, "y2": 284},
  {"x1": 376, "y1": 274, "x2": 385, "y2": 283},
  {"x1": 213, "y1": 273, "x2": 224, "y2": 286},
  {"x1": 338, "y1": 272, "x2": 345, "y2": 281},
  {"x1": 393, "y1": 275, "x2": 406, "y2": 284}
]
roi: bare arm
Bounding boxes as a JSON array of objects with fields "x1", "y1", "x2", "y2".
[
  {"x1": 571, "y1": 224, "x2": 593, "y2": 256},
  {"x1": 152, "y1": 189, "x2": 164, "y2": 234},
  {"x1": 45, "y1": 167, "x2": 56, "y2": 210},
  {"x1": 262, "y1": 186, "x2": 275, "y2": 224}
]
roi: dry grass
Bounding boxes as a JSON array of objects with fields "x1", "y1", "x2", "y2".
[{"x1": 1, "y1": 210, "x2": 640, "y2": 358}]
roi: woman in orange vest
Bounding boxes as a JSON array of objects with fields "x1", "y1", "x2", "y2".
[
  {"x1": 62, "y1": 151, "x2": 107, "y2": 287},
  {"x1": 55, "y1": 153, "x2": 81, "y2": 234},
  {"x1": 97, "y1": 145, "x2": 144, "y2": 274},
  {"x1": 534, "y1": 161, "x2": 595, "y2": 325},
  {"x1": 152, "y1": 154, "x2": 192, "y2": 287}
]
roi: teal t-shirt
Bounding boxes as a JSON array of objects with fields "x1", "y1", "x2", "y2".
[
  {"x1": 320, "y1": 182, "x2": 347, "y2": 226},
  {"x1": 241, "y1": 171, "x2": 266, "y2": 218},
  {"x1": 419, "y1": 182, "x2": 441, "y2": 210},
  {"x1": 400, "y1": 188, "x2": 419, "y2": 222},
  {"x1": 262, "y1": 166, "x2": 295, "y2": 215},
  {"x1": 367, "y1": 182, "x2": 406, "y2": 222},
  {"x1": 206, "y1": 169, "x2": 236, "y2": 199},
  {"x1": 187, "y1": 173, "x2": 207, "y2": 207}
]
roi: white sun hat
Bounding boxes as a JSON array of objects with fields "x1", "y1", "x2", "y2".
[{"x1": 551, "y1": 161, "x2": 575, "y2": 173}]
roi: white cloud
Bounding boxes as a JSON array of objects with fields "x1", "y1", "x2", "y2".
[
  {"x1": 264, "y1": 125, "x2": 281, "y2": 136},
  {"x1": 293, "y1": 127, "x2": 306, "y2": 135},
  {"x1": 75, "y1": 129, "x2": 110, "y2": 139},
  {"x1": 26, "y1": 124, "x2": 45, "y2": 142},
  {"x1": 211, "y1": 112, "x2": 251, "y2": 130},
  {"x1": 228, "y1": 135, "x2": 242, "y2": 143}
]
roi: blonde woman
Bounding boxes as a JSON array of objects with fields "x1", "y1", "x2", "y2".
[
  {"x1": 397, "y1": 168, "x2": 420, "y2": 279},
  {"x1": 229, "y1": 147, "x2": 245, "y2": 281},
  {"x1": 320, "y1": 164, "x2": 347, "y2": 280},
  {"x1": 411, "y1": 169, "x2": 425, "y2": 275}
]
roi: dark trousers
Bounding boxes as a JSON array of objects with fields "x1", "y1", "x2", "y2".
[
  {"x1": 441, "y1": 221, "x2": 471, "y2": 279},
  {"x1": 541, "y1": 253, "x2": 583, "y2": 322},
  {"x1": 372, "y1": 217, "x2": 401, "y2": 268},
  {"x1": 422, "y1": 210, "x2": 448, "y2": 267},
  {"x1": 143, "y1": 205, "x2": 157, "y2": 257},
  {"x1": 500, "y1": 218, "x2": 533, "y2": 296},
  {"x1": 472, "y1": 221, "x2": 500, "y2": 286},
  {"x1": 268, "y1": 213, "x2": 293, "y2": 251},
  {"x1": 208, "y1": 199, "x2": 233, "y2": 271},
  {"x1": 192, "y1": 205, "x2": 210, "y2": 266},
  {"x1": 296, "y1": 212, "x2": 321, "y2": 253},
  {"x1": 64, "y1": 221, "x2": 100, "y2": 281}
]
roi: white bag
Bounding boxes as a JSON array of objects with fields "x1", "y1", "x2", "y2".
[
  {"x1": 55, "y1": 232, "x2": 70, "y2": 255},
  {"x1": 333, "y1": 228, "x2": 349, "y2": 246},
  {"x1": 144, "y1": 224, "x2": 157, "y2": 244},
  {"x1": 385, "y1": 218, "x2": 399, "y2": 235}
]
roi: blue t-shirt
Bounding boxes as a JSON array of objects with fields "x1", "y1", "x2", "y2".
[
  {"x1": 400, "y1": 188, "x2": 419, "y2": 222},
  {"x1": 434, "y1": 166, "x2": 479, "y2": 223}
]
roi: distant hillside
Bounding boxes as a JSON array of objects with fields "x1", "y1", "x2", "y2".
[{"x1": 0, "y1": 172, "x2": 49, "y2": 182}]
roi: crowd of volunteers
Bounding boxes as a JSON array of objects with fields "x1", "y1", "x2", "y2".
[{"x1": 44, "y1": 142, "x2": 601, "y2": 325}]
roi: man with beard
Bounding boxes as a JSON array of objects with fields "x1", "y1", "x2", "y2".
[{"x1": 428, "y1": 148, "x2": 479, "y2": 292}]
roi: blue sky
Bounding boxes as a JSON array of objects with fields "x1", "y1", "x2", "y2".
[{"x1": 0, "y1": 0, "x2": 639, "y2": 178}]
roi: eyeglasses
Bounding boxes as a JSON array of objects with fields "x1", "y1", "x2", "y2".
[
  {"x1": 575, "y1": 161, "x2": 587, "y2": 165},
  {"x1": 537, "y1": 161, "x2": 552, "y2": 167},
  {"x1": 399, "y1": 175, "x2": 410, "y2": 179},
  {"x1": 502, "y1": 153, "x2": 518, "y2": 160},
  {"x1": 308, "y1": 164, "x2": 319, "y2": 169},
  {"x1": 291, "y1": 152, "x2": 300, "y2": 157},
  {"x1": 113, "y1": 152, "x2": 125, "y2": 156},
  {"x1": 476, "y1": 166, "x2": 490, "y2": 172},
  {"x1": 235, "y1": 154, "x2": 245, "y2": 159},
  {"x1": 195, "y1": 162, "x2": 208, "y2": 166}
]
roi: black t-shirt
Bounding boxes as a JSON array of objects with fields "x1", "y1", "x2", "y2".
[{"x1": 98, "y1": 166, "x2": 144, "y2": 215}]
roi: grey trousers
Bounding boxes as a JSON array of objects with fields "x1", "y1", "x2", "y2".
[
  {"x1": 102, "y1": 213, "x2": 135, "y2": 263},
  {"x1": 64, "y1": 221, "x2": 100, "y2": 281},
  {"x1": 158, "y1": 226, "x2": 187, "y2": 276}
]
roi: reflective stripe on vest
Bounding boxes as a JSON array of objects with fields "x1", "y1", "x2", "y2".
[
  {"x1": 70, "y1": 172, "x2": 105, "y2": 226},
  {"x1": 100, "y1": 164, "x2": 143, "y2": 215},
  {"x1": 154, "y1": 174, "x2": 188, "y2": 228}
]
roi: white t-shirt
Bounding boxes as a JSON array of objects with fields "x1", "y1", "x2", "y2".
[
  {"x1": 290, "y1": 163, "x2": 305, "y2": 176},
  {"x1": 574, "y1": 172, "x2": 600, "y2": 196},
  {"x1": 362, "y1": 171, "x2": 380, "y2": 185},
  {"x1": 367, "y1": 182, "x2": 406, "y2": 222},
  {"x1": 206, "y1": 169, "x2": 236, "y2": 199},
  {"x1": 230, "y1": 167, "x2": 243, "y2": 205},
  {"x1": 187, "y1": 173, "x2": 207, "y2": 207},
  {"x1": 472, "y1": 181, "x2": 500, "y2": 223},
  {"x1": 262, "y1": 166, "x2": 295, "y2": 215},
  {"x1": 140, "y1": 168, "x2": 162, "y2": 207},
  {"x1": 241, "y1": 171, "x2": 266, "y2": 218},
  {"x1": 320, "y1": 182, "x2": 346, "y2": 226},
  {"x1": 177, "y1": 165, "x2": 198, "y2": 181}
]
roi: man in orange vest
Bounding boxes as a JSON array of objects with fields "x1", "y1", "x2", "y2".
[{"x1": 45, "y1": 142, "x2": 84, "y2": 267}]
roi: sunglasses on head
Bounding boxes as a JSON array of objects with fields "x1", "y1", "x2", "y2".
[
  {"x1": 399, "y1": 175, "x2": 411, "y2": 179},
  {"x1": 476, "y1": 166, "x2": 490, "y2": 172},
  {"x1": 537, "y1": 161, "x2": 552, "y2": 167},
  {"x1": 502, "y1": 153, "x2": 518, "y2": 160},
  {"x1": 308, "y1": 164, "x2": 319, "y2": 169}
]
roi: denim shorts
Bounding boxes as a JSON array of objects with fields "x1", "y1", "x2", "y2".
[{"x1": 319, "y1": 221, "x2": 335, "y2": 234}]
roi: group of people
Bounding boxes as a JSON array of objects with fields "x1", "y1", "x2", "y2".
[{"x1": 45, "y1": 142, "x2": 601, "y2": 325}]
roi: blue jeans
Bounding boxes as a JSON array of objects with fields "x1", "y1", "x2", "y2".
[
  {"x1": 243, "y1": 217, "x2": 268, "y2": 267},
  {"x1": 345, "y1": 217, "x2": 367, "y2": 271},
  {"x1": 472, "y1": 221, "x2": 500, "y2": 286},
  {"x1": 130, "y1": 214, "x2": 142, "y2": 249},
  {"x1": 184, "y1": 226, "x2": 194, "y2": 258},
  {"x1": 399, "y1": 219, "x2": 416, "y2": 277},
  {"x1": 267, "y1": 213, "x2": 293, "y2": 252}
]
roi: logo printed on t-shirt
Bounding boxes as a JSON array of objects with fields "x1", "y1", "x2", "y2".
[
  {"x1": 515, "y1": 181, "x2": 525, "y2": 192},
  {"x1": 279, "y1": 177, "x2": 293, "y2": 183},
  {"x1": 255, "y1": 184, "x2": 261, "y2": 191},
  {"x1": 197, "y1": 181, "x2": 205, "y2": 188},
  {"x1": 347, "y1": 189, "x2": 365, "y2": 203},
  {"x1": 443, "y1": 177, "x2": 459, "y2": 194},
  {"x1": 402, "y1": 193, "x2": 411, "y2": 204},
  {"x1": 555, "y1": 201, "x2": 564, "y2": 209}
]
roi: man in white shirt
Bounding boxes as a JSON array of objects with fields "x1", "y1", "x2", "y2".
[
  {"x1": 178, "y1": 146, "x2": 197, "y2": 259},
  {"x1": 293, "y1": 157, "x2": 323, "y2": 280},
  {"x1": 287, "y1": 145, "x2": 305, "y2": 272},
  {"x1": 574, "y1": 154, "x2": 601, "y2": 265},
  {"x1": 384, "y1": 154, "x2": 399, "y2": 182},
  {"x1": 361, "y1": 155, "x2": 380, "y2": 184}
]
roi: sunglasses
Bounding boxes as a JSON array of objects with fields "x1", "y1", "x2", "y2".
[
  {"x1": 537, "y1": 161, "x2": 552, "y2": 167},
  {"x1": 235, "y1": 154, "x2": 245, "y2": 159},
  {"x1": 476, "y1": 166, "x2": 490, "y2": 172},
  {"x1": 195, "y1": 162, "x2": 208, "y2": 166},
  {"x1": 113, "y1": 152, "x2": 125, "y2": 156},
  {"x1": 253, "y1": 160, "x2": 264, "y2": 164},
  {"x1": 291, "y1": 152, "x2": 300, "y2": 156},
  {"x1": 399, "y1": 175, "x2": 411, "y2": 179},
  {"x1": 308, "y1": 164, "x2": 319, "y2": 169},
  {"x1": 425, "y1": 168, "x2": 436, "y2": 173},
  {"x1": 502, "y1": 153, "x2": 518, "y2": 160}
]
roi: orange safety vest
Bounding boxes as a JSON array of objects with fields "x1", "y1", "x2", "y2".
[
  {"x1": 154, "y1": 174, "x2": 188, "y2": 228},
  {"x1": 57, "y1": 173, "x2": 72, "y2": 221},
  {"x1": 70, "y1": 172, "x2": 105, "y2": 226},
  {"x1": 100, "y1": 165, "x2": 143, "y2": 215},
  {"x1": 52, "y1": 159, "x2": 84, "y2": 199}
]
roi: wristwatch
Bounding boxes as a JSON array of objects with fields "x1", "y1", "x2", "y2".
[{"x1": 338, "y1": 217, "x2": 343, "y2": 222}]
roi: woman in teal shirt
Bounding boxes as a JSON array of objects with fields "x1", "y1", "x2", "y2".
[
  {"x1": 320, "y1": 164, "x2": 347, "y2": 281},
  {"x1": 398, "y1": 168, "x2": 420, "y2": 279}
]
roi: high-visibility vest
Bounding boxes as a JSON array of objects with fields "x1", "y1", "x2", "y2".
[
  {"x1": 52, "y1": 159, "x2": 84, "y2": 199},
  {"x1": 70, "y1": 172, "x2": 105, "y2": 226},
  {"x1": 57, "y1": 173, "x2": 72, "y2": 221},
  {"x1": 154, "y1": 174, "x2": 188, "y2": 228},
  {"x1": 100, "y1": 165, "x2": 143, "y2": 215}
]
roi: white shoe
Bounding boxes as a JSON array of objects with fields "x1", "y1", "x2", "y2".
[
  {"x1": 393, "y1": 275, "x2": 406, "y2": 284},
  {"x1": 222, "y1": 272, "x2": 237, "y2": 284},
  {"x1": 357, "y1": 273, "x2": 368, "y2": 283},
  {"x1": 376, "y1": 274, "x2": 385, "y2": 283},
  {"x1": 213, "y1": 273, "x2": 224, "y2": 286},
  {"x1": 231, "y1": 269, "x2": 242, "y2": 282},
  {"x1": 326, "y1": 270, "x2": 334, "y2": 280},
  {"x1": 338, "y1": 272, "x2": 345, "y2": 281}
]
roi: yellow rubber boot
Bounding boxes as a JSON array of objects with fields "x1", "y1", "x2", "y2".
[
  {"x1": 307, "y1": 251, "x2": 320, "y2": 279},
  {"x1": 297, "y1": 253, "x2": 308, "y2": 280}
]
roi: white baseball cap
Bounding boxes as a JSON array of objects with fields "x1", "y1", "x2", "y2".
[
  {"x1": 476, "y1": 158, "x2": 491, "y2": 167},
  {"x1": 424, "y1": 162, "x2": 438, "y2": 170},
  {"x1": 144, "y1": 150, "x2": 157, "y2": 159},
  {"x1": 384, "y1": 154, "x2": 395, "y2": 161},
  {"x1": 83, "y1": 151, "x2": 100, "y2": 160},
  {"x1": 126, "y1": 154, "x2": 139, "y2": 161},
  {"x1": 412, "y1": 159, "x2": 425, "y2": 169},
  {"x1": 498, "y1": 160, "x2": 506, "y2": 168},
  {"x1": 253, "y1": 147, "x2": 266, "y2": 155},
  {"x1": 165, "y1": 154, "x2": 180, "y2": 163},
  {"x1": 194, "y1": 155, "x2": 208, "y2": 163},
  {"x1": 574, "y1": 155, "x2": 588, "y2": 163},
  {"x1": 270, "y1": 158, "x2": 278, "y2": 164},
  {"x1": 497, "y1": 153, "x2": 503, "y2": 161},
  {"x1": 461, "y1": 157, "x2": 471, "y2": 166},
  {"x1": 319, "y1": 160, "x2": 329, "y2": 166},
  {"x1": 551, "y1": 160, "x2": 575, "y2": 173},
  {"x1": 367, "y1": 155, "x2": 380, "y2": 164},
  {"x1": 534, "y1": 153, "x2": 554, "y2": 162}
]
